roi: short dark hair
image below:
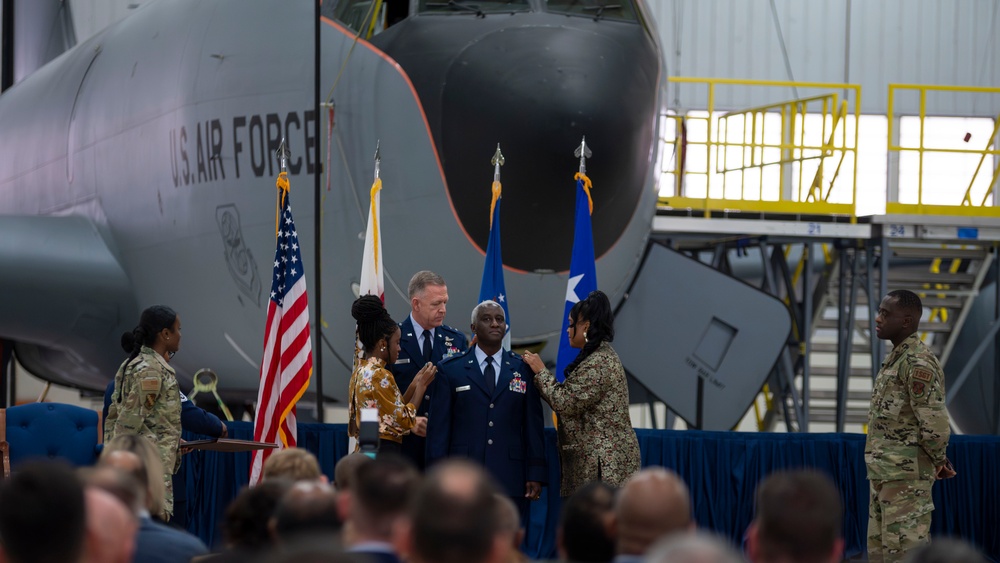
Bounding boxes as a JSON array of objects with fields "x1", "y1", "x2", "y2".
[
  {"x1": 887, "y1": 289, "x2": 923, "y2": 319},
  {"x1": 354, "y1": 454, "x2": 420, "y2": 536},
  {"x1": 224, "y1": 479, "x2": 293, "y2": 549},
  {"x1": 0, "y1": 461, "x2": 87, "y2": 563},
  {"x1": 754, "y1": 470, "x2": 843, "y2": 563},
  {"x1": 559, "y1": 481, "x2": 617, "y2": 562},
  {"x1": 411, "y1": 461, "x2": 500, "y2": 563},
  {"x1": 333, "y1": 452, "x2": 373, "y2": 491}
]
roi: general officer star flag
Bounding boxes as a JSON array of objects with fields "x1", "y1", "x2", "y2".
[
  {"x1": 555, "y1": 173, "x2": 597, "y2": 382},
  {"x1": 478, "y1": 178, "x2": 511, "y2": 349}
]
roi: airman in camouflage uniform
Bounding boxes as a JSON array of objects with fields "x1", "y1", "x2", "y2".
[
  {"x1": 866, "y1": 290, "x2": 954, "y2": 563},
  {"x1": 106, "y1": 305, "x2": 184, "y2": 521},
  {"x1": 106, "y1": 345, "x2": 182, "y2": 519}
]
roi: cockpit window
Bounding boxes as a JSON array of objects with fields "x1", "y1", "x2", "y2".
[
  {"x1": 325, "y1": 0, "x2": 410, "y2": 35},
  {"x1": 418, "y1": 0, "x2": 531, "y2": 15},
  {"x1": 544, "y1": 0, "x2": 638, "y2": 22}
]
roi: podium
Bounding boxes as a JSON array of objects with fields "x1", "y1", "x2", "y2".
[{"x1": 182, "y1": 438, "x2": 277, "y2": 453}]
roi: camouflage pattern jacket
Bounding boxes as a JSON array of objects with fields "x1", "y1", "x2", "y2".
[
  {"x1": 106, "y1": 346, "x2": 183, "y2": 476},
  {"x1": 865, "y1": 333, "x2": 950, "y2": 481},
  {"x1": 535, "y1": 341, "x2": 641, "y2": 497}
]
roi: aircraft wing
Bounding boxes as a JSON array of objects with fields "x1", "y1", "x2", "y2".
[{"x1": 0, "y1": 214, "x2": 136, "y2": 390}]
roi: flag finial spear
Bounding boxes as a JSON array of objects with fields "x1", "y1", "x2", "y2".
[
  {"x1": 492, "y1": 143, "x2": 505, "y2": 183},
  {"x1": 373, "y1": 140, "x2": 381, "y2": 181},
  {"x1": 574, "y1": 136, "x2": 592, "y2": 175},
  {"x1": 276, "y1": 138, "x2": 291, "y2": 173}
]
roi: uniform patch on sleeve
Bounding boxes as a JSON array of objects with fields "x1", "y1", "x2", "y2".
[
  {"x1": 913, "y1": 368, "x2": 933, "y2": 382},
  {"x1": 912, "y1": 381, "x2": 926, "y2": 398},
  {"x1": 144, "y1": 394, "x2": 157, "y2": 409},
  {"x1": 140, "y1": 377, "x2": 161, "y2": 391}
]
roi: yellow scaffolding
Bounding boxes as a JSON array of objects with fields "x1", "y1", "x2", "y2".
[
  {"x1": 886, "y1": 84, "x2": 1000, "y2": 217},
  {"x1": 660, "y1": 77, "x2": 861, "y2": 219}
]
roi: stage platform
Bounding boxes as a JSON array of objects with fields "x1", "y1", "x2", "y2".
[{"x1": 180, "y1": 423, "x2": 999, "y2": 560}]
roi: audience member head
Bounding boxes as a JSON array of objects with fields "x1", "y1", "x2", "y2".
[
  {"x1": 404, "y1": 460, "x2": 505, "y2": 563},
  {"x1": 645, "y1": 531, "x2": 742, "y2": 563},
  {"x1": 101, "y1": 434, "x2": 165, "y2": 516},
  {"x1": 0, "y1": 461, "x2": 87, "y2": 563},
  {"x1": 408, "y1": 270, "x2": 449, "y2": 329},
  {"x1": 334, "y1": 452, "x2": 373, "y2": 492},
  {"x1": 81, "y1": 487, "x2": 138, "y2": 563},
  {"x1": 905, "y1": 539, "x2": 988, "y2": 563},
  {"x1": 263, "y1": 447, "x2": 325, "y2": 483},
  {"x1": 614, "y1": 468, "x2": 693, "y2": 557},
  {"x1": 271, "y1": 481, "x2": 342, "y2": 544},
  {"x1": 223, "y1": 479, "x2": 293, "y2": 551},
  {"x1": 352, "y1": 295, "x2": 400, "y2": 362},
  {"x1": 493, "y1": 494, "x2": 524, "y2": 562},
  {"x1": 80, "y1": 466, "x2": 145, "y2": 516},
  {"x1": 265, "y1": 538, "x2": 353, "y2": 563},
  {"x1": 557, "y1": 481, "x2": 617, "y2": 562},
  {"x1": 746, "y1": 470, "x2": 843, "y2": 563},
  {"x1": 350, "y1": 453, "x2": 420, "y2": 544}
]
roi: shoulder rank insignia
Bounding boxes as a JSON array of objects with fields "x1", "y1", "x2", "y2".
[{"x1": 913, "y1": 368, "x2": 934, "y2": 382}]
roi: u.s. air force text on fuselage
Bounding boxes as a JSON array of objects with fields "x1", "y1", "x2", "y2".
[{"x1": 168, "y1": 110, "x2": 323, "y2": 187}]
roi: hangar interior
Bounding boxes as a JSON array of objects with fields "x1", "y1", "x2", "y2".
[{"x1": 2, "y1": 0, "x2": 999, "y2": 435}]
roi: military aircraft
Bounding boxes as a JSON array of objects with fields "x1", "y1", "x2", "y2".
[{"x1": 0, "y1": 0, "x2": 666, "y2": 409}]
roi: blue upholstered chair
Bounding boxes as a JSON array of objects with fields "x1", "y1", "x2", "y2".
[{"x1": 0, "y1": 402, "x2": 103, "y2": 478}]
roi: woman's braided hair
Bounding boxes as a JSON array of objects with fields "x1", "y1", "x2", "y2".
[{"x1": 352, "y1": 295, "x2": 397, "y2": 354}]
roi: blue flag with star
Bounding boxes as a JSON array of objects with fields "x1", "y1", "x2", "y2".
[
  {"x1": 555, "y1": 175, "x2": 597, "y2": 382},
  {"x1": 478, "y1": 187, "x2": 511, "y2": 349}
]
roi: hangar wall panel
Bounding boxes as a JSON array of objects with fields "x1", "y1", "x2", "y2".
[{"x1": 648, "y1": 0, "x2": 1000, "y2": 116}]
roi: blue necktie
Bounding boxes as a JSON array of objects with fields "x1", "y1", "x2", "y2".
[
  {"x1": 422, "y1": 330, "x2": 433, "y2": 363},
  {"x1": 484, "y1": 356, "x2": 496, "y2": 395}
]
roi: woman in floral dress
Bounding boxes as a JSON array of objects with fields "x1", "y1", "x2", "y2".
[{"x1": 348, "y1": 295, "x2": 436, "y2": 455}]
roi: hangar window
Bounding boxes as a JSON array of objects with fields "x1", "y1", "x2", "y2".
[
  {"x1": 418, "y1": 0, "x2": 530, "y2": 15},
  {"x1": 545, "y1": 0, "x2": 638, "y2": 22}
]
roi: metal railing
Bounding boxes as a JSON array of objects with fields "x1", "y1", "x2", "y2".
[
  {"x1": 887, "y1": 84, "x2": 1000, "y2": 216},
  {"x1": 660, "y1": 77, "x2": 861, "y2": 219}
]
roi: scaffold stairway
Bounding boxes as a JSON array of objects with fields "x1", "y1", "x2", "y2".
[{"x1": 800, "y1": 242, "x2": 993, "y2": 432}]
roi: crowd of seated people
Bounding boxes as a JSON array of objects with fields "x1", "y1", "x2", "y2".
[{"x1": 0, "y1": 446, "x2": 989, "y2": 563}]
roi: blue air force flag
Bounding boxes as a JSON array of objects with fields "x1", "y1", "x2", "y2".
[
  {"x1": 555, "y1": 175, "x2": 597, "y2": 381},
  {"x1": 478, "y1": 183, "x2": 511, "y2": 349}
]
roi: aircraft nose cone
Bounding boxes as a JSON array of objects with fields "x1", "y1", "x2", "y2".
[{"x1": 439, "y1": 26, "x2": 659, "y2": 272}]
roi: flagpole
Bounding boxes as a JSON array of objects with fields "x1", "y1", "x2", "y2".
[
  {"x1": 575, "y1": 136, "x2": 591, "y2": 175},
  {"x1": 313, "y1": 0, "x2": 325, "y2": 423}
]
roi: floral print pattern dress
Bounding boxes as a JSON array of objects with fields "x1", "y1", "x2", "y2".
[{"x1": 348, "y1": 356, "x2": 417, "y2": 451}]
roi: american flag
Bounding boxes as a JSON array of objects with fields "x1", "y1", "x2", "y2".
[{"x1": 250, "y1": 177, "x2": 313, "y2": 485}]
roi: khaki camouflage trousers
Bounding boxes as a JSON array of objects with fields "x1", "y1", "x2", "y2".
[{"x1": 868, "y1": 479, "x2": 933, "y2": 563}]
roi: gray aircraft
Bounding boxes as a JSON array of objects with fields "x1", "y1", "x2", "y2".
[{"x1": 0, "y1": 0, "x2": 667, "y2": 409}]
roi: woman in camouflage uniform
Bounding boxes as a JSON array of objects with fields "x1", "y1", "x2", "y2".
[
  {"x1": 522, "y1": 291, "x2": 640, "y2": 497},
  {"x1": 105, "y1": 305, "x2": 183, "y2": 520}
]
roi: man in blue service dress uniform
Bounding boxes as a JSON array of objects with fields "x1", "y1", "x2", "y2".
[
  {"x1": 426, "y1": 300, "x2": 546, "y2": 523},
  {"x1": 390, "y1": 271, "x2": 467, "y2": 470}
]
